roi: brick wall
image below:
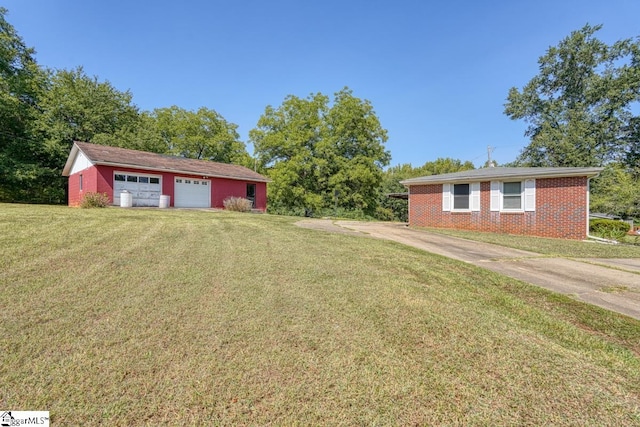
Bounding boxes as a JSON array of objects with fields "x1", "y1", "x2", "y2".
[{"x1": 408, "y1": 176, "x2": 589, "y2": 239}]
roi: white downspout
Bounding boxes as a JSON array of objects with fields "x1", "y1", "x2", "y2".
[{"x1": 586, "y1": 175, "x2": 618, "y2": 244}]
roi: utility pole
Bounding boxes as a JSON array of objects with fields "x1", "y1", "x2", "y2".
[{"x1": 487, "y1": 145, "x2": 495, "y2": 167}]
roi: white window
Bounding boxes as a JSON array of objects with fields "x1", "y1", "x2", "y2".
[
  {"x1": 443, "y1": 183, "x2": 480, "y2": 211},
  {"x1": 502, "y1": 182, "x2": 522, "y2": 210},
  {"x1": 490, "y1": 179, "x2": 535, "y2": 212}
]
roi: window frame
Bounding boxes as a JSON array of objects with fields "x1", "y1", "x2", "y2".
[
  {"x1": 452, "y1": 183, "x2": 470, "y2": 210},
  {"x1": 501, "y1": 181, "x2": 523, "y2": 211},
  {"x1": 490, "y1": 179, "x2": 536, "y2": 212},
  {"x1": 443, "y1": 182, "x2": 480, "y2": 212}
]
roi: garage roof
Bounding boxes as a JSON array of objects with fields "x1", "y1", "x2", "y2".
[
  {"x1": 63, "y1": 141, "x2": 270, "y2": 182},
  {"x1": 400, "y1": 167, "x2": 603, "y2": 186}
]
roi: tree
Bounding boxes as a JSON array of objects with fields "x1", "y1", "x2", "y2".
[
  {"x1": 30, "y1": 67, "x2": 141, "y2": 202},
  {"x1": 505, "y1": 24, "x2": 640, "y2": 167},
  {"x1": 250, "y1": 88, "x2": 390, "y2": 216},
  {"x1": 322, "y1": 89, "x2": 391, "y2": 212},
  {"x1": 378, "y1": 158, "x2": 475, "y2": 221},
  {"x1": 0, "y1": 7, "x2": 49, "y2": 202},
  {"x1": 151, "y1": 106, "x2": 250, "y2": 166},
  {"x1": 92, "y1": 111, "x2": 168, "y2": 154},
  {"x1": 590, "y1": 164, "x2": 640, "y2": 219}
]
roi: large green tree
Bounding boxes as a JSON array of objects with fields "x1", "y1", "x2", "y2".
[
  {"x1": 34, "y1": 67, "x2": 141, "y2": 202},
  {"x1": 590, "y1": 164, "x2": 640, "y2": 219},
  {"x1": 505, "y1": 25, "x2": 640, "y2": 219},
  {"x1": 151, "y1": 106, "x2": 250, "y2": 166},
  {"x1": 505, "y1": 24, "x2": 640, "y2": 168},
  {"x1": 37, "y1": 67, "x2": 140, "y2": 157},
  {"x1": 92, "y1": 111, "x2": 167, "y2": 154},
  {"x1": 250, "y1": 88, "x2": 390, "y2": 216},
  {"x1": 0, "y1": 7, "x2": 49, "y2": 202}
]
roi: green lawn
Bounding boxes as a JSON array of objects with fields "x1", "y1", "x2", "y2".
[
  {"x1": 1, "y1": 204, "x2": 639, "y2": 425},
  {"x1": 422, "y1": 227, "x2": 640, "y2": 258}
]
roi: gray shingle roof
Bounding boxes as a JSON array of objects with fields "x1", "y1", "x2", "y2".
[
  {"x1": 400, "y1": 167, "x2": 603, "y2": 186},
  {"x1": 63, "y1": 141, "x2": 270, "y2": 182}
]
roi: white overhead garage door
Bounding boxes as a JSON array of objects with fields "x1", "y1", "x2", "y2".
[
  {"x1": 113, "y1": 172, "x2": 161, "y2": 207},
  {"x1": 174, "y1": 177, "x2": 210, "y2": 208}
]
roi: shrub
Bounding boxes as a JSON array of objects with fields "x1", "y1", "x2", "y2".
[
  {"x1": 374, "y1": 206, "x2": 396, "y2": 221},
  {"x1": 589, "y1": 218, "x2": 630, "y2": 241},
  {"x1": 80, "y1": 192, "x2": 110, "y2": 208},
  {"x1": 223, "y1": 197, "x2": 253, "y2": 212}
]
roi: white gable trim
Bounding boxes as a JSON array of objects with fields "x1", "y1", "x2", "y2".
[{"x1": 70, "y1": 150, "x2": 94, "y2": 175}]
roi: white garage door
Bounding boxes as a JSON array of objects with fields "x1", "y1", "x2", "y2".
[
  {"x1": 113, "y1": 172, "x2": 161, "y2": 207},
  {"x1": 174, "y1": 177, "x2": 210, "y2": 208}
]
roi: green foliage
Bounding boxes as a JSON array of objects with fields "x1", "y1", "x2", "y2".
[
  {"x1": 0, "y1": 7, "x2": 51, "y2": 203},
  {"x1": 79, "y1": 192, "x2": 110, "y2": 208},
  {"x1": 589, "y1": 218, "x2": 631, "y2": 241},
  {"x1": 505, "y1": 24, "x2": 640, "y2": 168},
  {"x1": 590, "y1": 164, "x2": 640, "y2": 219},
  {"x1": 223, "y1": 197, "x2": 253, "y2": 212},
  {"x1": 37, "y1": 67, "x2": 140, "y2": 153},
  {"x1": 152, "y1": 106, "x2": 250, "y2": 166},
  {"x1": 378, "y1": 158, "x2": 475, "y2": 221},
  {"x1": 32, "y1": 67, "x2": 141, "y2": 203},
  {"x1": 92, "y1": 112, "x2": 167, "y2": 154},
  {"x1": 251, "y1": 88, "x2": 390, "y2": 216}
]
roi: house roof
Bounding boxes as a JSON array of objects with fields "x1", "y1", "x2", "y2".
[
  {"x1": 400, "y1": 167, "x2": 603, "y2": 186},
  {"x1": 62, "y1": 141, "x2": 270, "y2": 182}
]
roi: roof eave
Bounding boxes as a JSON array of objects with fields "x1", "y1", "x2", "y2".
[
  {"x1": 92, "y1": 160, "x2": 271, "y2": 183},
  {"x1": 401, "y1": 168, "x2": 603, "y2": 186}
]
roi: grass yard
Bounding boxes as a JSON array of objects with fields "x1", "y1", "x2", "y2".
[
  {"x1": 1, "y1": 204, "x2": 639, "y2": 425},
  {"x1": 423, "y1": 227, "x2": 640, "y2": 258}
]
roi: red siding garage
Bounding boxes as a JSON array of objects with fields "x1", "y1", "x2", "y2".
[{"x1": 63, "y1": 142, "x2": 269, "y2": 210}]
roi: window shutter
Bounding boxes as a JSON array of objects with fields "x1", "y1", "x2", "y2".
[
  {"x1": 524, "y1": 179, "x2": 536, "y2": 211},
  {"x1": 490, "y1": 181, "x2": 500, "y2": 211},
  {"x1": 442, "y1": 183, "x2": 451, "y2": 211},
  {"x1": 470, "y1": 182, "x2": 480, "y2": 211}
]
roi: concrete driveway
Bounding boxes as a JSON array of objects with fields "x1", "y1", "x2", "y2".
[{"x1": 296, "y1": 219, "x2": 640, "y2": 320}]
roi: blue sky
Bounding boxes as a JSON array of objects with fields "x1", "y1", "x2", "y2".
[{"x1": 4, "y1": 0, "x2": 639, "y2": 167}]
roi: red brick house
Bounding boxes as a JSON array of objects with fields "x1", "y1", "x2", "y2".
[
  {"x1": 401, "y1": 167, "x2": 603, "y2": 240},
  {"x1": 62, "y1": 141, "x2": 269, "y2": 210}
]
